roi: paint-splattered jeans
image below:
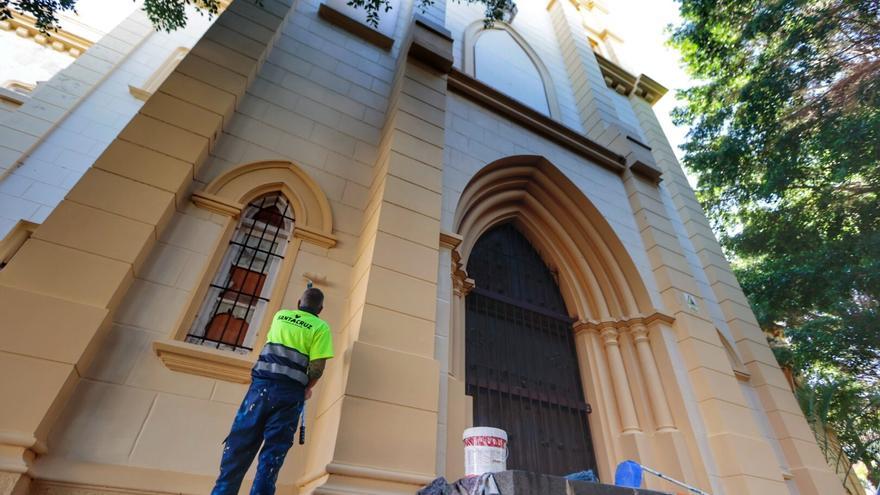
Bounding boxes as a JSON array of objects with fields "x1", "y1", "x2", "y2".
[{"x1": 212, "y1": 377, "x2": 304, "y2": 495}]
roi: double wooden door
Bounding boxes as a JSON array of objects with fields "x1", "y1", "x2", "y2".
[{"x1": 465, "y1": 223, "x2": 597, "y2": 476}]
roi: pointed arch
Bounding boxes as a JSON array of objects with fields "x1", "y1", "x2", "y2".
[
  {"x1": 193, "y1": 160, "x2": 335, "y2": 248},
  {"x1": 454, "y1": 155, "x2": 655, "y2": 321},
  {"x1": 462, "y1": 21, "x2": 561, "y2": 119}
]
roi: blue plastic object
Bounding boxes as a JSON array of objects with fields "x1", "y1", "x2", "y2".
[
  {"x1": 564, "y1": 470, "x2": 598, "y2": 482},
  {"x1": 614, "y1": 460, "x2": 643, "y2": 488}
]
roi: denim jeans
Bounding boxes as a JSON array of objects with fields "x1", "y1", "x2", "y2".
[{"x1": 212, "y1": 378, "x2": 304, "y2": 495}]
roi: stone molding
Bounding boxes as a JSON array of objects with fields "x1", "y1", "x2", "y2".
[
  {"x1": 0, "y1": 85, "x2": 32, "y2": 107},
  {"x1": 325, "y1": 462, "x2": 435, "y2": 486},
  {"x1": 572, "y1": 311, "x2": 675, "y2": 335},
  {"x1": 594, "y1": 50, "x2": 668, "y2": 106},
  {"x1": 190, "y1": 191, "x2": 243, "y2": 217},
  {"x1": 450, "y1": 249, "x2": 474, "y2": 298},
  {"x1": 128, "y1": 47, "x2": 189, "y2": 101},
  {"x1": 0, "y1": 12, "x2": 92, "y2": 58},
  {"x1": 317, "y1": 3, "x2": 394, "y2": 50},
  {"x1": 453, "y1": 155, "x2": 656, "y2": 318},
  {"x1": 438, "y1": 230, "x2": 463, "y2": 250},
  {"x1": 407, "y1": 17, "x2": 454, "y2": 73},
  {"x1": 448, "y1": 70, "x2": 627, "y2": 174},
  {"x1": 292, "y1": 224, "x2": 337, "y2": 249},
  {"x1": 0, "y1": 431, "x2": 46, "y2": 455},
  {"x1": 31, "y1": 480, "x2": 168, "y2": 495},
  {"x1": 595, "y1": 52, "x2": 636, "y2": 95},
  {"x1": 153, "y1": 339, "x2": 253, "y2": 383},
  {"x1": 633, "y1": 73, "x2": 668, "y2": 105},
  {"x1": 0, "y1": 220, "x2": 38, "y2": 268}
]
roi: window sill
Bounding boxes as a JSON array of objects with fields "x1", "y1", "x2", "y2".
[
  {"x1": 153, "y1": 339, "x2": 254, "y2": 384},
  {"x1": 317, "y1": 3, "x2": 393, "y2": 51}
]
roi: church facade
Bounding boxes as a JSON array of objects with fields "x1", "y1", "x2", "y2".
[{"x1": 0, "y1": 0, "x2": 847, "y2": 494}]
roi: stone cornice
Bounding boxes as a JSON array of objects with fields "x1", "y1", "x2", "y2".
[
  {"x1": 408, "y1": 17, "x2": 454, "y2": 73},
  {"x1": 293, "y1": 224, "x2": 338, "y2": 249},
  {"x1": 318, "y1": 3, "x2": 394, "y2": 51},
  {"x1": 595, "y1": 52, "x2": 636, "y2": 95},
  {"x1": 0, "y1": 12, "x2": 92, "y2": 58},
  {"x1": 594, "y1": 53, "x2": 668, "y2": 105},
  {"x1": 448, "y1": 69, "x2": 627, "y2": 174},
  {"x1": 573, "y1": 311, "x2": 675, "y2": 335},
  {"x1": 633, "y1": 73, "x2": 668, "y2": 105}
]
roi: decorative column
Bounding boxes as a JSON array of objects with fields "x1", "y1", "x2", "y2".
[
  {"x1": 600, "y1": 326, "x2": 641, "y2": 433},
  {"x1": 441, "y1": 238, "x2": 474, "y2": 481},
  {"x1": 449, "y1": 247, "x2": 474, "y2": 378},
  {"x1": 630, "y1": 322, "x2": 675, "y2": 432}
]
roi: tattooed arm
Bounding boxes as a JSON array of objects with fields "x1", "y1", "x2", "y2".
[{"x1": 304, "y1": 359, "x2": 326, "y2": 399}]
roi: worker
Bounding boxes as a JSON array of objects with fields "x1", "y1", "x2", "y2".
[{"x1": 211, "y1": 287, "x2": 334, "y2": 495}]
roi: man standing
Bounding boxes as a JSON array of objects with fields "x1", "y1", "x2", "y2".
[{"x1": 212, "y1": 288, "x2": 334, "y2": 495}]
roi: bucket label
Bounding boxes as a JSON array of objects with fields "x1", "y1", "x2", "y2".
[{"x1": 463, "y1": 435, "x2": 507, "y2": 448}]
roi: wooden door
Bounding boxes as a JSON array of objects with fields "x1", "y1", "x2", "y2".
[{"x1": 465, "y1": 223, "x2": 597, "y2": 476}]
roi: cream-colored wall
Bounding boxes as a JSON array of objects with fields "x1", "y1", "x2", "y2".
[
  {"x1": 0, "y1": 6, "x2": 215, "y2": 239},
  {"x1": 33, "y1": 0, "x2": 405, "y2": 490}
]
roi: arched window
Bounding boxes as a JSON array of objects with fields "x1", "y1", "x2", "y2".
[
  {"x1": 472, "y1": 29, "x2": 551, "y2": 116},
  {"x1": 186, "y1": 192, "x2": 294, "y2": 353}
]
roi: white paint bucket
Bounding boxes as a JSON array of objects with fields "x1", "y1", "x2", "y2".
[{"x1": 463, "y1": 427, "x2": 508, "y2": 477}]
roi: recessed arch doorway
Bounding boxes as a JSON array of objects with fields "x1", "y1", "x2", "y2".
[
  {"x1": 465, "y1": 222, "x2": 597, "y2": 475},
  {"x1": 448, "y1": 155, "x2": 678, "y2": 481}
]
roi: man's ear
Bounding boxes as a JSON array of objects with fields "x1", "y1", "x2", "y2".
[
  {"x1": 297, "y1": 298, "x2": 302, "y2": 308},
  {"x1": 316, "y1": 304, "x2": 323, "y2": 315}
]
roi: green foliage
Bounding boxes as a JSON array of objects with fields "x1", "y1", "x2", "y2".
[
  {"x1": 794, "y1": 372, "x2": 880, "y2": 487},
  {"x1": 0, "y1": 0, "x2": 78, "y2": 31},
  {"x1": 0, "y1": 0, "x2": 225, "y2": 32},
  {"x1": 1, "y1": 0, "x2": 514, "y2": 33},
  {"x1": 142, "y1": 0, "x2": 224, "y2": 32},
  {"x1": 671, "y1": 0, "x2": 880, "y2": 485},
  {"x1": 343, "y1": 0, "x2": 514, "y2": 28}
]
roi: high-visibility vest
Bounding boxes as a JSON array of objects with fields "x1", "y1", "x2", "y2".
[{"x1": 252, "y1": 309, "x2": 334, "y2": 386}]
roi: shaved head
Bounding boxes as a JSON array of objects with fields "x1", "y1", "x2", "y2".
[{"x1": 299, "y1": 287, "x2": 324, "y2": 314}]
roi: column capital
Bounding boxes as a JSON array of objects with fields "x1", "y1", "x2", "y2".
[
  {"x1": 451, "y1": 249, "x2": 474, "y2": 297},
  {"x1": 599, "y1": 326, "x2": 620, "y2": 345},
  {"x1": 630, "y1": 322, "x2": 649, "y2": 342}
]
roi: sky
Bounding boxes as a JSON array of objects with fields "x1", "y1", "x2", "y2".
[{"x1": 610, "y1": 0, "x2": 693, "y2": 166}]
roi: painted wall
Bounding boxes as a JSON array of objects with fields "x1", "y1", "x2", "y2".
[
  {"x1": 34, "y1": 0, "x2": 405, "y2": 490},
  {"x1": 0, "y1": 6, "x2": 215, "y2": 238}
]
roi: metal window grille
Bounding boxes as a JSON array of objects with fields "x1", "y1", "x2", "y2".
[
  {"x1": 465, "y1": 223, "x2": 597, "y2": 476},
  {"x1": 187, "y1": 193, "x2": 294, "y2": 353}
]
